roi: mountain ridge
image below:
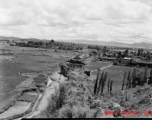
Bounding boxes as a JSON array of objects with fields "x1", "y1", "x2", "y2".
[{"x1": 0, "y1": 36, "x2": 152, "y2": 49}]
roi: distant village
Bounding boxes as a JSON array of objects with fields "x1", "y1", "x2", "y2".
[
  {"x1": 1, "y1": 39, "x2": 152, "y2": 68},
  {"x1": 9, "y1": 39, "x2": 83, "y2": 51}
]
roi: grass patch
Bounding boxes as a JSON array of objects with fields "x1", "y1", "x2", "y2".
[
  {"x1": 17, "y1": 92, "x2": 37, "y2": 102},
  {"x1": 85, "y1": 62, "x2": 110, "y2": 70}
]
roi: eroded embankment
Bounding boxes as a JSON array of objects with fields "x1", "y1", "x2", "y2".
[
  {"x1": 0, "y1": 59, "x2": 62, "y2": 120},
  {"x1": 0, "y1": 87, "x2": 39, "y2": 120},
  {"x1": 0, "y1": 71, "x2": 42, "y2": 120},
  {"x1": 24, "y1": 72, "x2": 67, "y2": 118}
]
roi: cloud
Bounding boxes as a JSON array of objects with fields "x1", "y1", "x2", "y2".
[{"x1": 0, "y1": 0, "x2": 151, "y2": 43}]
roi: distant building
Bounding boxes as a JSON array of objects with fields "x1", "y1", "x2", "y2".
[
  {"x1": 123, "y1": 57, "x2": 132, "y2": 62},
  {"x1": 106, "y1": 53, "x2": 113, "y2": 57},
  {"x1": 100, "y1": 57, "x2": 116, "y2": 62},
  {"x1": 67, "y1": 55, "x2": 85, "y2": 69},
  {"x1": 0, "y1": 40, "x2": 9, "y2": 44},
  {"x1": 131, "y1": 61, "x2": 152, "y2": 68}
]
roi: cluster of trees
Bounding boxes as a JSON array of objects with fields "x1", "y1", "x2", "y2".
[
  {"x1": 137, "y1": 49, "x2": 151, "y2": 61},
  {"x1": 88, "y1": 45, "x2": 102, "y2": 51},
  {"x1": 94, "y1": 68, "x2": 114, "y2": 96},
  {"x1": 89, "y1": 46, "x2": 107, "y2": 60},
  {"x1": 44, "y1": 84, "x2": 67, "y2": 118},
  {"x1": 122, "y1": 67, "x2": 152, "y2": 91},
  {"x1": 88, "y1": 46, "x2": 107, "y2": 54},
  {"x1": 15, "y1": 40, "x2": 55, "y2": 48},
  {"x1": 15, "y1": 40, "x2": 83, "y2": 51},
  {"x1": 58, "y1": 43, "x2": 83, "y2": 50},
  {"x1": 137, "y1": 49, "x2": 144, "y2": 56}
]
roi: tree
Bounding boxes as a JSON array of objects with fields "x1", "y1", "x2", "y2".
[
  {"x1": 136, "y1": 72, "x2": 141, "y2": 86},
  {"x1": 148, "y1": 54, "x2": 151, "y2": 61},
  {"x1": 118, "y1": 51, "x2": 122, "y2": 58},
  {"x1": 51, "y1": 39, "x2": 55, "y2": 43},
  {"x1": 110, "y1": 80, "x2": 114, "y2": 95},
  {"x1": 144, "y1": 66, "x2": 148, "y2": 84},
  {"x1": 91, "y1": 50, "x2": 98, "y2": 60},
  {"x1": 94, "y1": 68, "x2": 100, "y2": 95},
  {"x1": 127, "y1": 70, "x2": 132, "y2": 88},
  {"x1": 132, "y1": 69, "x2": 137, "y2": 87},
  {"x1": 126, "y1": 72, "x2": 129, "y2": 90},
  {"x1": 107, "y1": 78, "x2": 111, "y2": 93},
  {"x1": 60, "y1": 64, "x2": 70, "y2": 77},
  {"x1": 97, "y1": 72, "x2": 104, "y2": 95},
  {"x1": 122, "y1": 72, "x2": 126, "y2": 91},
  {"x1": 101, "y1": 72, "x2": 108, "y2": 95},
  {"x1": 124, "y1": 49, "x2": 129, "y2": 57},
  {"x1": 141, "y1": 49, "x2": 144, "y2": 56},
  {"x1": 148, "y1": 69, "x2": 152, "y2": 85},
  {"x1": 137, "y1": 49, "x2": 141, "y2": 56},
  {"x1": 139, "y1": 72, "x2": 144, "y2": 86},
  {"x1": 103, "y1": 46, "x2": 107, "y2": 56}
]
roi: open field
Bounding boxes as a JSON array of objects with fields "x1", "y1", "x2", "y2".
[
  {"x1": 85, "y1": 61, "x2": 110, "y2": 71},
  {"x1": 0, "y1": 44, "x2": 72, "y2": 111},
  {"x1": 2, "y1": 42, "x2": 152, "y2": 118},
  {"x1": 17, "y1": 92, "x2": 37, "y2": 102},
  {"x1": 88, "y1": 65, "x2": 151, "y2": 96}
]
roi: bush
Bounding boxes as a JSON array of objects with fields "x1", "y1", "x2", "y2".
[
  {"x1": 58, "y1": 105, "x2": 73, "y2": 118},
  {"x1": 44, "y1": 84, "x2": 67, "y2": 118},
  {"x1": 58, "y1": 104, "x2": 94, "y2": 118}
]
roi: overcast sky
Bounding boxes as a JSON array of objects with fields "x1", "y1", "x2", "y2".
[{"x1": 0, "y1": 0, "x2": 152, "y2": 43}]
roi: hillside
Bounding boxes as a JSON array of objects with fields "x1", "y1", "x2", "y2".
[{"x1": 39, "y1": 69, "x2": 152, "y2": 118}]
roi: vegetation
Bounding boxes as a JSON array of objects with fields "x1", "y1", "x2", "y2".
[
  {"x1": 2, "y1": 39, "x2": 152, "y2": 118},
  {"x1": 122, "y1": 72, "x2": 126, "y2": 91},
  {"x1": 121, "y1": 67, "x2": 152, "y2": 91},
  {"x1": 60, "y1": 64, "x2": 70, "y2": 77},
  {"x1": 94, "y1": 69, "x2": 110, "y2": 96},
  {"x1": 15, "y1": 40, "x2": 83, "y2": 51},
  {"x1": 42, "y1": 73, "x2": 96, "y2": 118},
  {"x1": 43, "y1": 84, "x2": 67, "y2": 118}
]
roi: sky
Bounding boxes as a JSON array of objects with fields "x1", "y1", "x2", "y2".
[{"x1": 0, "y1": 0, "x2": 152, "y2": 43}]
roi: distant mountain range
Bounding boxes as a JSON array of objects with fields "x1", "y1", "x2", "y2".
[
  {"x1": 0, "y1": 36, "x2": 152, "y2": 49},
  {"x1": 65, "y1": 39, "x2": 152, "y2": 49}
]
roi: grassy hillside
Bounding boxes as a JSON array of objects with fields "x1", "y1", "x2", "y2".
[{"x1": 39, "y1": 69, "x2": 152, "y2": 118}]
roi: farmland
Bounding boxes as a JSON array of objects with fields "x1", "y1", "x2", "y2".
[
  {"x1": 85, "y1": 61, "x2": 110, "y2": 71},
  {"x1": 87, "y1": 65, "x2": 151, "y2": 96},
  {"x1": 1, "y1": 40, "x2": 152, "y2": 118},
  {"x1": 0, "y1": 43, "x2": 72, "y2": 111}
]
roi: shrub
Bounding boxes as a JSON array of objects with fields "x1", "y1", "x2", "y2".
[
  {"x1": 58, "y1": 105, "x2": 73, "y2": 118},
  {"x1": 44, "y1": 83, "x2": 67, "y2": 118},
  {"x1": 58, "y1": 104, "x2": 94, "y2": 118}
]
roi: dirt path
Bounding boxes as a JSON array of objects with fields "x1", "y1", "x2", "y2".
[
  {"x1": 20, "y1": 73, "x2": 65, "y2": 119},
  {"x1": 91, "y1": 63, "x2": 113, "y2": 73},
  {"x1": 99, "y1": 63, "x2": 113, "y2": 70}
]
